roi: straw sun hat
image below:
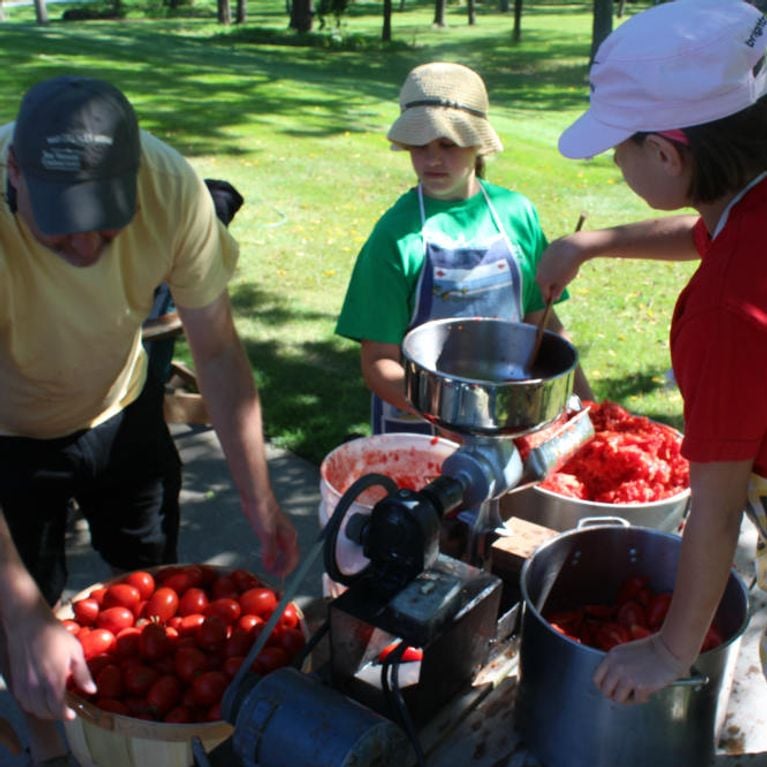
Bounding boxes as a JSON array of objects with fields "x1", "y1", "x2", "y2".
[{"x1": 387, "y1": 62, "x2": 504, "y2": 155}]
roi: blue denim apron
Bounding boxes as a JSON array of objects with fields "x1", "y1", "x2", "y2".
[{"x1": 372, "y1": 181, "x2": 525, "y2": 434}]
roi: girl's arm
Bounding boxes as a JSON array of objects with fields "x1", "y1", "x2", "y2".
[
  {"x1": 360, "y1": 340, "x2": 419, "y2": 415},
  {"x1": 537, "y1": 215, "x2": 699, "y2": 301},
  {"x1": 594, "y1": 459, "x2": 751, "y2": 704}
]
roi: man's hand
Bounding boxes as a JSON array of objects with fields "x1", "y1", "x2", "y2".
[
  {"x1": 243, "y1": 496, "x2": 300, "y2": 578},
  {"x1": 6, "y1": 612, "x2": 96, "y2": 720}
]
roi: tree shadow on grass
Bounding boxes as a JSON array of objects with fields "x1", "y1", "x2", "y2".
[
  {"x1": 0, "y1": 2, "x2": 594, "y2": 157},
  {"x1": 227, "y1": 282, "x2": 369, "y2": 464},
  {"x1": 596, "y1": 370, "x2": 684, "y2": 431}
]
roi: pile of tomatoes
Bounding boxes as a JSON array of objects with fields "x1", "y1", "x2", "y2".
[
  {"x1": 60, "y1": 564, "x2": 305, "y2": 724},
  {"x1": 544, "y1": 574, "x2": 724, "y2": 653},
  {"x1": 535, "y1": 401, "x2": 690, "y2": 504}
]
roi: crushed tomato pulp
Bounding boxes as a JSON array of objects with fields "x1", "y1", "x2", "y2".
[{"x1": 516, "y1": 401, "x2": 689, "y2": 504}]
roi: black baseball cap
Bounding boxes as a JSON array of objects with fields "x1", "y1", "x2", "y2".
[{"x1": 12, "y1": 76, "x2": 141, "y2": 236}]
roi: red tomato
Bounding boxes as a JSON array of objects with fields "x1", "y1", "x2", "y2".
[
  {"x1": 89, "y1": 587, "x2": 108, "y2": 606},
  {"x1": 72, "y1": 598, "x2": 100, "y2": 627},
  {"x1": 178, "y1": 588, "x2": 209, "y2": 617},
  {"x1": 207, "y1": 598, "x2": 242, "y2": 626},
  {"x1": 629, "y1": 624, "x2": 653, "y2": 640},
  {"x1": 616, "y1": 600, "x2": 647, "y2": 630},
  {"x1": 546, "y1": 609, "x2": 584, "y2": 639},
  {"x1": 616, "y1": 575, "x2": 651, "y2": 607},
  {"x1": 279, "y1": 628, "x2": 306, "y2": 659},
  {"x1": 254, "y1": 646, "x2": 289, "y2": 674},
  {"x1": 197, "y1": 564, "x2": 220, "y2": 587},
  {"x1": 593, "y1": 622, "x2": 631, "y2": 651},
  {"x1": 144, "y1": 587, "x2": 180, "y2": 622},
  {"x1": 238, "y1": 614, "x2": 265, "y2": 635},
  {"x1": 60, "y1": 619, "x2": 82, "y2": 636},
  {"x1": 177, "y1": 613, "x2": 206, "y2": 638},
  {"x1": 161, "y1": 567, "x2": 203, "y2": 596},
  {"x1": 212, "y1": 575, "x2": 239, "y2": 600},
  {"x1": 103, "y1": 584, "x2": 142, "y2": 611},
  {"x1": 80, "y1": 629, "x2": 116, "y2": 659},
  {"x1": 124, "y1": 695, "x2": 155, "y2": 719},
  {"x1": 139, "y1": 622, "x2": 172, "y2": 661},
  {"x1": 97, "y1": 606, "x2": 135, "y2": 634},
  {"x1": 223, "y1": 656, "x2": 245, "y2": 678},
  {"x1": 174, "y1": 646, "x2": 209, "y2": 683},
  {"x1": 96, "y1": 698, "x2": 131, "y2": 716},
  {"x1": 196, "y1": 615, "x2": 228, "y2": 651},
  {"x1": 95, "y1": 664, "x2": 123, "y2": 699},
  {"x1": 147, "y1": 674, "x2": 182, "y2": 716},
  {"x1": 647, "y1": 592, "x2": 673, "y2": 630},
  {"x1": 278, "y1": 603, "x2": 301, "y2": 631},
  {"x1": 378, "y1": 641, "x2": 421, "y2": 663},
  {"x1": 239, "y1": 588, "x2": 278, "y2": 619},
  {"x1": 164, "y1": 705, "x2": 194, "y2": 724},
  {"x1": 701, "y1": 624, "x2": 724, "y2": 652},
  {"x1": 122, "y1": 571, "x2": 156, "y2": 600},
  {"x1": 230, "y1": 568, "x2": 261, "y2": 593},
  {"x1": 190, "y1": 671, "x2": 228, "y2": 707},
  {"x1": 206, "y1": 702, "x2": 223, "y2": 722},
  {"x1": 123, "y1": 663, "x2": 159, "y2": 696},
  {"x1": 86, "y1": 653, "x2": 115, "y2": 679},
  {"x1": 550, "y1": 622, "x2": 582, "y2": 643},
  {"x1": 132, "y1": 600, "x2": 147, "y2": 620},
  {"x1": 114, "y1": 627, "x2": 142, "y2": 659},
  {"x1": 225, "y1": 628, "x2": 255, "y2": 659},
  {"x1": 584, "y1": 604, "x2": 615, "y2": 619}
]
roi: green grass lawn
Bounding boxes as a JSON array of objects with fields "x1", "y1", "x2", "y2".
[{"x1": 0, "y1": 0, "x2": 690, "y2": 464}]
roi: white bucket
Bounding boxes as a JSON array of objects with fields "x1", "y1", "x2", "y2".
[{"x1": 319, "y1": 433, "x2": 459, "y2": 592}]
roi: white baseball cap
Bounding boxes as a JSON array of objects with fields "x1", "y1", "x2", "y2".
[{"x1": 559, "y1": 0, "x2": 767, "y2": 159}]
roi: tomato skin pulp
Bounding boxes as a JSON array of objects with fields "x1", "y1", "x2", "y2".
[
  {"x1": 544, "y1": 574, "x2": 724, "y2": 653},
  {"x1": 536, "y1": 400, "x2": 690, "y2": 504}
]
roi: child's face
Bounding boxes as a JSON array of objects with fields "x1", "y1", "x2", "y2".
[
  {"x1": 408, "y1": 139, "x2": 480, "y2": 200},
  {"x1": 612, "y1": 137, "x2": 690, "y2": 211}
]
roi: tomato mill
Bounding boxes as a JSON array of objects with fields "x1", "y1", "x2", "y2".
[{"x1": 186, "y1": 317, "x2": 596, "y2": 767}]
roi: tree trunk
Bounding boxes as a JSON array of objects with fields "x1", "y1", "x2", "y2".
[
  {"x1": 217, "y1": 0, "x2": 231, "y2": 23},
  {"x1": 289, "y1": 0, "x2": 312, "y2": 31},
  {"x1": 433, "y1": 0, "x2": 446, "y2": 27},
  {"x1": 591, "y1": 0, "x2": 612, "y2": 63},
  {"x1": 0, "y1": 0, "x2": 5, "y2": 22},
  {"x1": 235, "y1": 0, "x2": 246, "y2": 23},
  {"x1": 382, "y1": 0, "x2": 392, "y2": 40},
  {"x1": 467, "y1": 0, "x2": 475, "y2": 26},
  {"x1": 512, "y1": 0, "x2": 522, "y2": 41},
  {"x1": 33, "y1": 0, "x2": 48, "y2": 24},
  {"x1": 616, "y1": 0, "x2": 625, "y2": 19}
]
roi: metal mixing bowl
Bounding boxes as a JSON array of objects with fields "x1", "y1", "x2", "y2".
[
  {"x1": 503, "y1": 483, "x2": 690, "y2": 533},
  {"x1": 401, "y1": 318, "x2": 578, "y2": 437}
]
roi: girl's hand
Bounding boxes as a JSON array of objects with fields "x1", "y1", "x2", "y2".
[
  {"x1": 536, "y1": 233, "x2": 593, "y2": 302},
  {"x1": 593, "y1": 633, "x2": 690, "y2": 704}
]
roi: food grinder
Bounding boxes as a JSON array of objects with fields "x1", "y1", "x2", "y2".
[{"x1": 211, "y1": 318, "x2": 591, "y2": 767}]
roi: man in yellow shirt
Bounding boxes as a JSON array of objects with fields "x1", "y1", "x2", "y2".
[{"x1": 0, "y1": 75, "x2": 299, "y2": 765}]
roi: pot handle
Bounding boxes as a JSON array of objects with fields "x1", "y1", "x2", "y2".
[
  {"x1": 576, "y1": 516, "x2": 630, "y2": 529},
  {"x1": 668, "y1": 671, "x2": 710, "y2": 690}
]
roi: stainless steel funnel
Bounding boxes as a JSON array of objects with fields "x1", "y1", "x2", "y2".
[{"x1": 402, "y1": 318, "x2": 578, "y2": 437}]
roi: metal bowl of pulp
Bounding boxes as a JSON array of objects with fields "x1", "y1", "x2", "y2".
[{"x1": 402, "y1": 317, "x2": 578, "y2": 437}]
